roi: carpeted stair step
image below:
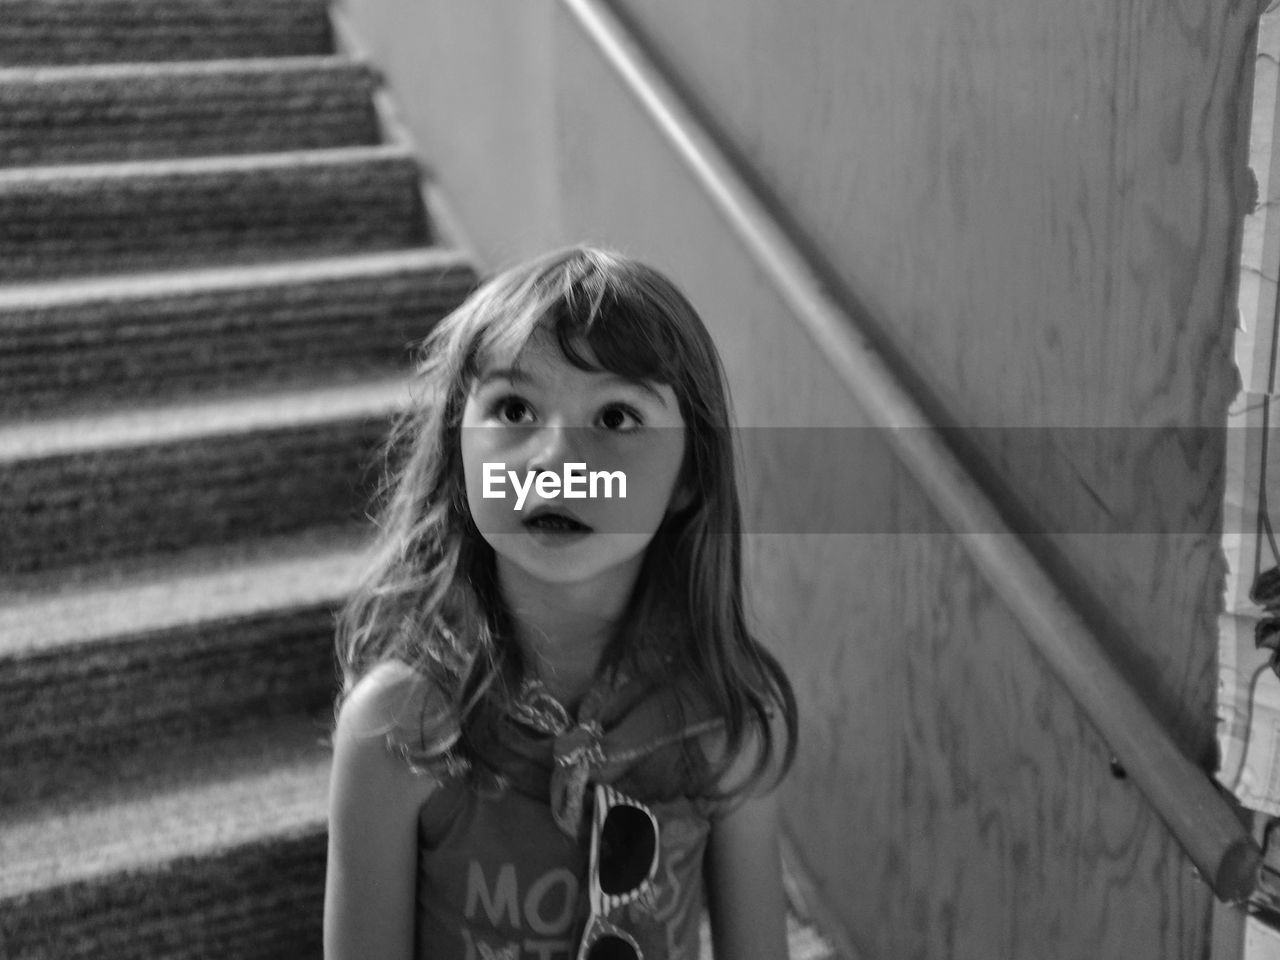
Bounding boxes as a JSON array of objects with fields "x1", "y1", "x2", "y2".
[
  {"x1": 0, "y1": 249, "x2": 476, "y2": 416},
  {"x1": 0, "y1": 0, "x2": 332, "y2": 66},
  {"x1": 0, "y1": 56, "x2": 381, "y2": 166},
  {"x1": 0, "y1": 524, "x2": 370, "y2": 808},
  {"x1": 0, "y1": 145, "x2": 429, "y2": 282},
  {"x1": 0, "y1": 375, "x2": 412, "y2": 575},
  {"x1": 0, "y1": 717, "x2": 331, "y2": 960}
]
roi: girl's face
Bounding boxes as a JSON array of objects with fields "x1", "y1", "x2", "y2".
[{"x1": 460, "y1": 328, "x2": 687, "y2": 591}]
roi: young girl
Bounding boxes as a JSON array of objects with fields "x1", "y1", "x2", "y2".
[{"x1": 323, "y1": 246, "x2": 798, "y2": 960}]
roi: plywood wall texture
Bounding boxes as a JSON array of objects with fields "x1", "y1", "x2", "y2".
[
  {"x1": 553, "y1": 2, "x2": 1255, "y2": 957},
  {"x1": 604, "y1": 0, "x2": 1255, "y2": 761}
]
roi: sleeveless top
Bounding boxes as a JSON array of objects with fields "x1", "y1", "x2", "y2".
[{"x1": 409, "y1": 657, "x2": 728, "y2": 960}]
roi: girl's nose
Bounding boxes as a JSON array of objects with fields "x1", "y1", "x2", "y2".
[{"x1": 525, "y1": 422, "x2": 579, "y2": 475}]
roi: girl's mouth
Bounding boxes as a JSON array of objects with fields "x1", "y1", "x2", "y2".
[{"x1": 523, "y1": 512, "x2": 592, "y2": 533}]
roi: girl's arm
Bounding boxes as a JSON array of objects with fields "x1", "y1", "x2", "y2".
[
  {"x1": 324, "y1": 661, "x2": 439, "y2": 960},
  {"x1": 704, "y1": 719, "x2": 791, "y2": 960},
  {"x1": 706, "y1": 786, "x2": 789, "y2": 960}
]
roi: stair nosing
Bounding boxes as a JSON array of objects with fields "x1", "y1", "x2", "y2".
[
  {"x1": 0, "y1": 719, "x2": 332, "y2": 899},
  {"x1": 0, "y1": 524, "x2": 372, "y2": 657},
  {"x1": 0, "y1": 53, "x2": 369, "y2": 86},
  {"x1": 0, "y1": 373, "x2": 414, "y2": 461},
  {"x1": 0, "y1": 247, "x2": 473, "y2": 312},
  {"x1": 0, "y1": 142, "x2": 415, "y2": 185}
]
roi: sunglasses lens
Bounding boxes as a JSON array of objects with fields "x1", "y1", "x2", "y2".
[
  {"x1": 586, "y1": 933, "x2": 641, "y2": 960},
  {"x1": 599, "y1": 803, "x2": 657, "y2": 895}
]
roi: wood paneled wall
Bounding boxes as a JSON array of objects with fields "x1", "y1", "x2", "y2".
[
  {"x1": 592, "y1": 0, "x2": 1257, "y2": 945},
  {"x1": 608, "y1": 0, "x2": 1254, "y2": 762},
  {"x1": 554, "y1": 16, "x2": 1223, "y2": 953}
]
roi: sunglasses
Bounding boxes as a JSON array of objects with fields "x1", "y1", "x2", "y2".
[{"x1": 575, "y1": 783, "x2": 661, "y2": 960}]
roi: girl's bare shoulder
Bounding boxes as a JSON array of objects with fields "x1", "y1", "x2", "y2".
[
  {"x1": 694, "y1": 706, "x2": 791, "y2": 811},
  {"x1": 336, "y1": 660, "x2": 443, "y2": 737},
  {"x1": 332, "y1": 660, "x2": 450, "y2": 802}
]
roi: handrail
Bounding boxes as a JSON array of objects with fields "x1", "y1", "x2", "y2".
[{"x1": 560, "y1": 0, "x2": 1262, "y2": 903}]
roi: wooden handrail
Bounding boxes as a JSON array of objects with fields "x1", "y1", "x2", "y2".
[{"x1": 560, "y1": 0, "x2": 1262, "y2": 903}]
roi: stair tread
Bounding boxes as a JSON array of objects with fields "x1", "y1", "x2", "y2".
[
  {"x1": 0, "y1": 246, "x2": 471, "y2": 313},
  {"x1": 0, "y1": 0, "x2": 334, "y2": 67},
  {"x1": 0, "y1": 371, "x2": 413, "y2": 460},
  {"x1": 0, "y1": 52, "x2": 383, "y2": 166},
  {"x1": 0, "y1": 144, "x2": 429, "y2": 283},
  {"x1": 0, "y1": 142, "x2": 415, "y2": 186},
  {"x1": 0, "y1": 716, "x2": 332, "y2": 899},
  {"x1": 0, "y1": 53, "x2": 369, "y2": 85},
  {"x1": 0, "y1": 523, "x2": 372, "y2": 656}
]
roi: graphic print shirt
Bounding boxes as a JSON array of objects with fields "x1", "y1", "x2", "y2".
[{"x1": 413, "y1": 664, "x2": 725, "y2": 960}]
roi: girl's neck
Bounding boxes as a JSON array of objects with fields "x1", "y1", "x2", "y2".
[{"x1": 495, "y1": 560, "x2": 641, "y2": 713}]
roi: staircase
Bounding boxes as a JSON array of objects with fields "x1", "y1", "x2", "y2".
[
  {"x1": 0, "y1": 2, "x2": 476, "y2": 956},
  {"x1": 0, "y1": 4, "x2": 842, "y2": 958}
]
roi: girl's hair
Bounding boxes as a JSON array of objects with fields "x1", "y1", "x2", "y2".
[{"x1": 335, "y1": 245, "x2": 796, "y2": 798}]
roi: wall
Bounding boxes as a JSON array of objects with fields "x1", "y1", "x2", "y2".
[
  {"x1": 335, "y1": 0, "x2": 562, "y2": 267},
  {"x1": 343, "y1": 0, "x2": 1258, "y2": 955}
]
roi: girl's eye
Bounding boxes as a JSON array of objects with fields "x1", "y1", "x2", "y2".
[
  {"x1": 491, "y1": 396, "x2": 534, "y2": 424},
  {"x1": 598, "y1": 404, "x2": 642, "y2": 431}
]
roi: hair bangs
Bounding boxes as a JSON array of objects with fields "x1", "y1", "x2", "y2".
[
  {"x1": 456, "y1": 284, "x2": 560, "y2": 389},
  {"x1": 544, "y1": 275, "x2": 684, "y2": 388},
  {"x1": 459, "y1": 267, "x2": 683, "y2": 392}
]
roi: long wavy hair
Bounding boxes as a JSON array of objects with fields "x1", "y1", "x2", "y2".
[{"x1": 335, "y1": 245, "x2": 796, "y2": 797}]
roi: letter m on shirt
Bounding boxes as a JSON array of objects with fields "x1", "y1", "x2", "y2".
[{"x1": 465, "y1": 862, "x2": 520, "y2": 929}]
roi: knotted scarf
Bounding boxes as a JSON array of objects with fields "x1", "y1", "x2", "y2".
[{"x1": 506, "y1": 668, "x2": 632, "y2": 836}]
